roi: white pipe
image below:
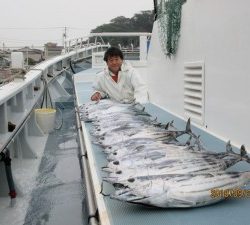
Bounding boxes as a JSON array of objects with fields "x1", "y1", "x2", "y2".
[{"x1": 90, "y1": 32, "x2": 151, "y2": 37}]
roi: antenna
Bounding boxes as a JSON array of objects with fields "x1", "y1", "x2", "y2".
[{"x1": 62, "y1": 26, "x2": 67, "y2": 47}]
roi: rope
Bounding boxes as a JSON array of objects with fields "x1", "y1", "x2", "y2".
[{"x1": 157, "y1": 0, "x2": 186, "y2": 57}]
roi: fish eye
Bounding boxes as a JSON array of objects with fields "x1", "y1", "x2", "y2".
[
  {"x1": 113, "y1": 183, "x2": 124, "y2": 189},
  {"x1": 127, "y1": 178, "x2": 135, "y2": 183}
]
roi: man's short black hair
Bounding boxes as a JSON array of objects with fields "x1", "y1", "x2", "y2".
[{"x1": 103, "y1": 47, "x2": 124, "y2": 62}]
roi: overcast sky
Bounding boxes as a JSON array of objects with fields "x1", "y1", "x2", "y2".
[{"x1": 0, "y1": 0, "x2": 153, "y2": 48}]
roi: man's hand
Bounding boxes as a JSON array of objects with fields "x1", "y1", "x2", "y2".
[{"x1": 91, "y1": 92, "x2": 102, "y2": 101}]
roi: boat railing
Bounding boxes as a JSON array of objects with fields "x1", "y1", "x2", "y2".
[
  {"x1": 64, "y1": 32, "x2": 152, "y2": 61},
  {"x1": 0, "y1": 43, "x2": 103, "y2": 199},
  {"x1": 0, "y1": 41, "x2": 109, "y2": 88},
  {"x1": 0, "y1": 43, "x2": 110, "y2": 154},
  {"x1": 64, "y1": 39, "x2": 106, "y2": 53},
  {"x1": 0, "y1": 32, "x2": 151, "y2": 86}
]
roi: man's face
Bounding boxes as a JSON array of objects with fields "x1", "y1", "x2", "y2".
[{"x1": 107, "y1": 56, "x2": 123, "y2": 74}]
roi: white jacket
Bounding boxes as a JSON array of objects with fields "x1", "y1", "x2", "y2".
[{"x1": 93, "y1": 62, "x2": 148, "y2": 104}]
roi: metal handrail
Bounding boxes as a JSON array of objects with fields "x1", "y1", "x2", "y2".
[
  {"x1": 90, "y1": 32, "x2": 151, "y2": 37},
  {"x1": 64, "y1": 32, "x2": 152, "y2": 53},
  {"x1": 75, "y1": 110, "x2": 99, "y2": 225}
]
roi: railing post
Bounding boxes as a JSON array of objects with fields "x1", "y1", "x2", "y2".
[{"x1": 139, "y1": 35, "x2": 148, "y2": 61}]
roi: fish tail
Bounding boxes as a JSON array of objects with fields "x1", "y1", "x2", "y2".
[
  {"x1": 185, "y1": 118, "x2": 198, "y2": 140},
  {"x1": 185, "y1": 118, "x2": 192, "y2": 133},
  {"x1": 240, "y1": 145, "x2": 250, "y2": 163},
  {"x1": 193, "y1": 135, "x2": 206, "y2": 151},
  {"x1": 169, "y1": 120, "x2": 175, "y2": 128},
  {"x1": 165, "y1": 120, "x2": 176, "y2": 130},
  {"x1": 225, "y1": 143, "x2": 250, "y2": 163},
  {"x1": 175, "y1": 118, "x2": 192, "y2": 137},
  {"x1": 226, "y1": 141, "x2": 234, "y2": 153},
  {"x1": 165, "y1": 122, "x2": 170, "y2": 130}
]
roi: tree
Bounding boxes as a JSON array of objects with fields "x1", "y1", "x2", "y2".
[
  {"x1": 90, "y1": 10, "x2": 154, "y2": 47},
  {"x1": 25, "y1": 57, "x2": 36, "y2": 65},
  {"x1": 130, "y1": 11, "x2": 154, "y2": 32}
]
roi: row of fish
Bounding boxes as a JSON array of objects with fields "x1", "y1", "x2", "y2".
[{"x1": 78, "y1": 99, "x2": 250, "y2": 208}]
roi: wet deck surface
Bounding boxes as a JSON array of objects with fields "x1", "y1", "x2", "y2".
[
  {"x1": 75, "y1": 76, "x2": 250, "y2": 225},
  {"x1": 23, "y1": 107, "x2": 87, "y2": 225}
]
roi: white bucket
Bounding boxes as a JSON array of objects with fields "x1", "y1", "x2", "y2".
[{"x1": 35, "y1": 108, "x2": 56, "y2": 133}]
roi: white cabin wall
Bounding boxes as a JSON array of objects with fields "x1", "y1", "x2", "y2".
[{"x1": 146, "y1": 0, "x2": 250, "y2": 149}]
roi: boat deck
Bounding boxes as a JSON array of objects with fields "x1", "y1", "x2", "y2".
[
  {"x1": 0, "y1": 101, "x2": 87, "y2": 225},
  {"x1": 74, "y1": 68, "x2": 250, "y2": 225},
  {"x1": 23, "y1": 107, "x2": 86, "y2": 225}
]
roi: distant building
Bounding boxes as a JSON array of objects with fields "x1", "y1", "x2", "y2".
[
  {"x1": 0, "y1": 68, "x2": 12, "y2": 83},
  {"x1": 44, "y1": 43, "x2": 63, "y2": 59},
  {"x1": 0, "y1": 49, "x2": 11, "y2": 56},
  {"x1": 0, "y1": 56, "x2": 10, "y2": 68},
  {"x1": 0, "y1": 49, "x2": 11, "y2": 66},
  {"x1": 14, "y1": 47, "x2": 44, "y2": 65}
]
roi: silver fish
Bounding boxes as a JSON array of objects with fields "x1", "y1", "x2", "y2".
[{"x1": 110, "y1": 171, "x2": 250, "y2": 208}]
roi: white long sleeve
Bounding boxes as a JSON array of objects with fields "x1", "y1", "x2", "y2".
[{"x1": 92, "y1": 62, "x2": 148, "y2": 104}]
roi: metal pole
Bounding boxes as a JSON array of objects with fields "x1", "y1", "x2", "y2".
[
  {"x1": 26, "y1": 48, "x2": 29, "y2": 68},
  {"x1": 0, "y1": 149, "x2": 16, "y2": 199},
  {"x1": 89, "y1": 32, "x2": 151, "y2": 37},
  {"x1": 63, "y1": 27, "x2": 67, "y2": 48},
  {"x1": 76, "y1": 111, "x2": 99, "y2": 225},
  {"x1": 153, "y1": 0, "x2": 158, "y2": 20}
]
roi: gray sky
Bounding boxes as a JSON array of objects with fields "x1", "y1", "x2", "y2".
[{"x1": 0, "y1": 0, "x2": 153, "y2": 48}]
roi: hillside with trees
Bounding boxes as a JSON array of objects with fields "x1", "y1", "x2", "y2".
[{"x1": 90, "y1": 10, "x2": 154, "y2": 47}]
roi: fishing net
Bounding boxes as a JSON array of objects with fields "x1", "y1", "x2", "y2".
[{"x1": 157, "y1": 0, "x2": 186, "y2": 57}]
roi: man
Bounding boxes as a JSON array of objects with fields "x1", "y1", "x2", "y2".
[{"x1": 91, "y1": 47, "x2": 148, "y2": 104}]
